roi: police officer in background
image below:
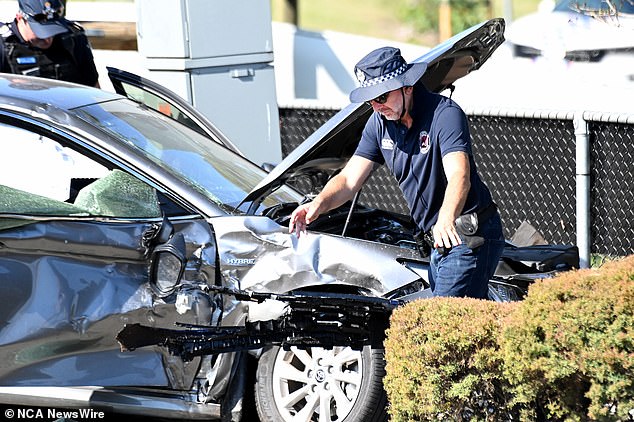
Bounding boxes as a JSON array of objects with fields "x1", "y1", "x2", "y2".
[{"x1": 0, "y1": 0, "x2": 99, "y2": 87}]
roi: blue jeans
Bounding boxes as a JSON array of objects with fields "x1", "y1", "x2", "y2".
[{"x1": 429, "y1": 212, "x2": 505, "y2": 299}]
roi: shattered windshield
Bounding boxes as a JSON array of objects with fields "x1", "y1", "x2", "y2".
[{"x1": 74, "y1": 99, "x2": 303, "y2": 213}]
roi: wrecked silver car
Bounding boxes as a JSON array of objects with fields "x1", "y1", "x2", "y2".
[{"x1": 0, "y1": 19, "x2": 578, "y2": 421}]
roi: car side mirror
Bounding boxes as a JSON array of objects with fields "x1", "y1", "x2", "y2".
[{"x1": 150, "y1": 232, "x2": 186, "y2": 297}]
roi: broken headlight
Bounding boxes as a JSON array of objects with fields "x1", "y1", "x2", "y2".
[{"x1": 150, "y1": 232, "x2": 186, "y2": 297}]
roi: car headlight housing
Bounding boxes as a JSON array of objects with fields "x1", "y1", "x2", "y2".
[{"x1": 150, "y1": 232, "x2": 186, "y2": 297}]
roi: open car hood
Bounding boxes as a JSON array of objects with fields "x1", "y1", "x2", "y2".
[{"x1": 242, "y1": 18, "x2": 505, "y2": 209}]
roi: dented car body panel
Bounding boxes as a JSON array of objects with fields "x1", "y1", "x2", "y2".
[
  {"x1": 212, "y1": 215, "x2": 421, "y2": 294},
  {"x1": 0, "y1": 216, "x2": 228, "y2": 390},
  {"x1": 0, "y1": 220, "x2": 168, "y2": 386}
]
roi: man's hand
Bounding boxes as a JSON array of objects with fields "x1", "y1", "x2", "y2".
[
  {"x1": 289, "y1": 201, "x2": 321, "y2": 237},
  {"x1": 288, "y1": 156, "x2": 376, "y2": 238},
  {"x1": 432, "y1": 214, "x2": 462, "y2": 250}
]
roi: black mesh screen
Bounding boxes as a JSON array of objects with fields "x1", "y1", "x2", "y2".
[
  {"x1": 279, "y1": 108, "x2": 337, "y2": 156},
  {"x1": 589, "y1": 121, "x2": 634, "y2": 258},
  {"x1": 469, "y1": 115, "x2": 576, "y2": 244}
]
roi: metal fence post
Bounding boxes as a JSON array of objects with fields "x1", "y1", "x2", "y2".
[{"x1": 574, "y1": 113, "x2": 591, "y2": 268}]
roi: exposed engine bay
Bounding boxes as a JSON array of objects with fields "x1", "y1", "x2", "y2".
[{"x1": 263, "y1": 197, "x2": 419, "y2": 251}]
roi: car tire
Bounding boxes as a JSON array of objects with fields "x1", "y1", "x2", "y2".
[{"x1": 254, "y1": 344, "x2": 388, "y2": 422}]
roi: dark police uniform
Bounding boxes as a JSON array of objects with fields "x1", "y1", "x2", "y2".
[
  {"x1": 0, "y1": 20, "x2": 99, "y2": 87},
  {"x1": 354, "y1": 86, "x2": 494, "y2": 234}
]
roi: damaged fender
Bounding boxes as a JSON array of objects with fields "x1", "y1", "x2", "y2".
[{"x1": 210, "y1": 215, "x2": 422, "y2": 294}]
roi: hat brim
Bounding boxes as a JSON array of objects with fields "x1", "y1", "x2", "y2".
[
  {"x1": 27, "y1": 17, "x2": 69, "y2": 39},
  {"x1": 349, "y1": 61, "x2": 428, "y2": 103}
]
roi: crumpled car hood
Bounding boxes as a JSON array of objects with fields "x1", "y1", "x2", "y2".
[{"x1": 210, "y1": 215, "x2": 421, "y2": 295}]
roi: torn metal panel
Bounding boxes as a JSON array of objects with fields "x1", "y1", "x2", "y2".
[
  {"x1": 0, "y1": 250, "x2": 166, "y2": 385},
  {"x1": 0, "y1": 217, "x2": 226, "y2": 391},
  {"x1": 0, "y1": 220, "x2": 156, "y2": 344},
  {"x1": 210, "y1": 216, "x2": 422, "y2": 294},
  {"x1": 0, "y1": 219, "x2": 155, "y2": 259}
]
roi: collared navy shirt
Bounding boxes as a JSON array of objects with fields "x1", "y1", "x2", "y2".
[{"x1": 354, "y1": 86, "x2": 493, "y2": 233}]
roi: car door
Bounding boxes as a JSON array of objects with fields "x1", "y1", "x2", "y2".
[
  {"x1": 0, "y1": 119, "x2": 223, "y2": 390},
  {"x1": 106, "y1": 66, "x2": 244, "y2": 156}
]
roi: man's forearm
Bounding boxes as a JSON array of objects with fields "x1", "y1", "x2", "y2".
[
  {"x1": 439, "y1": 151, "x2": 471, "y2": 221},
  {"x1": 440, "y1": 175, "x2": 469, "y2": 221}
]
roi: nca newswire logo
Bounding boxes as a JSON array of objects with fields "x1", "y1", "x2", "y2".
[{"x1": 4, "y1": 406, "x2": 105, "y2": 419}]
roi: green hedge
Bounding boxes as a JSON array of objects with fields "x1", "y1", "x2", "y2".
[
  {"x1": 384, "y1": 298, "x2": 518, "y2": 421},
  {"x1": 384, "y1": 255, "x2": 634, "y2": 421}
]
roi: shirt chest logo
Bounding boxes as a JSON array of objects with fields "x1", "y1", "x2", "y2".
[
  {"x1": 381, "y1": 136, "x2": 394, "y2": 150},
  {"x1": 419, "y1": 131, "x2": 431, "y2": 154}
]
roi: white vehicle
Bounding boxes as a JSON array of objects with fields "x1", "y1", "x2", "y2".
[{"x1": 506, "y1": 0, "x2": 634, "y2": 61}]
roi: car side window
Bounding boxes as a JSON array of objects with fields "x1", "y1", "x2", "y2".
[
  {"x1": 0, "y1": 123, "x2": 161, "y2": 219},
  {"x1": 73, "y1": 169, "x2": 162, "y2": 218}
]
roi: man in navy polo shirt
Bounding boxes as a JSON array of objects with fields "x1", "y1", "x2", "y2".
[{"x1": 289, "y1": 46, "x2": 505, "y2": 299}]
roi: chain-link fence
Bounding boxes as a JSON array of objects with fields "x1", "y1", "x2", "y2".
[
  {"x1": 278, "y1": 107, "x2": 634, "y2": 267},
  {"x1": 468, "y1": 113, "x2": 577, "y2": 245},
  {"x1": 589, "y1": 117, "x2": 634, "y2": 261}
]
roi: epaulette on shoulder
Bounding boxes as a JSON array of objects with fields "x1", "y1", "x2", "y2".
[
  {"x1": 0, "y1": 23, "x2": 12, "y2": 39},
  {"x1": 65, "y1": 20, "x2": 85, "y2": 34}
]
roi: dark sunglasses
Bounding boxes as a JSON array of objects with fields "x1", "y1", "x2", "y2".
[{"x1": 366, "y1": 92, "x2": 389, "y2": 106}]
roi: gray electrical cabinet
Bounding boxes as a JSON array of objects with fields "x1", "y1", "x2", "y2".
[{"x1": 135, "y1": 0, "x2": 282, "y2": 165}]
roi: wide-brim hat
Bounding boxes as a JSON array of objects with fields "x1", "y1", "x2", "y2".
[
  {"x1": 350, "y1": 46, "x2": 427, "y2": 103},
  {"x1": 19, "y1": 0, "x2": 69, "y2": 39}
]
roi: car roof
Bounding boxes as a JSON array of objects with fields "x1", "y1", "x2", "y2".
[{"x1": 0, "y1": 73, "x2": 121, "y2": 111}]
